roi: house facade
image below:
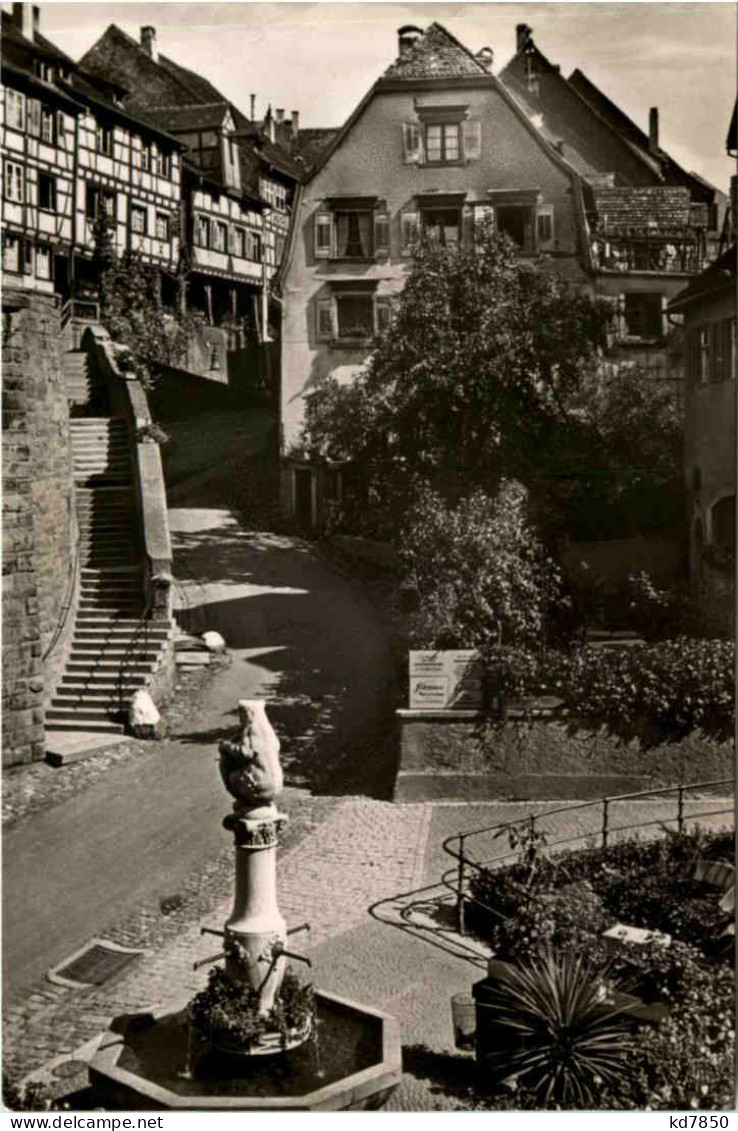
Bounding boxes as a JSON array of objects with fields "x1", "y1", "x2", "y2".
[
  {"x1": 1, "y1": 5, "x2": 183, "y2": 308},
  {"x1": 669, "y1": 108, "x2": 736, "y2": 636},
  {"x1": 279, "y1": 23, "x2": 592, "y2": 527},
  {"x1": 500, "y1": 23, "x2": 726, "y2": 382}
]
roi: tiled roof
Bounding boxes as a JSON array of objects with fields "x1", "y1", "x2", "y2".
[
  {"x1": 593, "y1": 185, "x2": 691, "y2": 232},
  {"x1": 144, "y1": 102, "x2": 230, "y2": 132},
  {"x1": 382, "y1": 22, "x2": 486, "y2": 80},
  {"x1": 290, "y1": 128, "x2": 339, "y2": 170}
]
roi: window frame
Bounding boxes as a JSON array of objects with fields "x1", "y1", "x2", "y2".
[
  {"x1": 35, "y1": 242, "x2": 51, "y2": 280},
  {"x1": 420, "y1": 205, "x2": 462, "y2": 248},
  {"x1": 424, "y1": 122, "x2": 461, "y2": 165},
  {"x1": 194, "y1": 214, "x2": 210, "y2": 249},
  {"x1": 6, "y1": 89, "x2": 26, "y2": 131},
  {"x1": 38, "y1": 172, "x2": 57, "y2": 213},
  {"x1": 211, "y1": 220, "x2": 228, "y2": 253},
  {"x1": 316, "y1": 290, "x2": 388, "y2": 344},
  {"x1": 622, "y1": 292, "x2": 664, "y2": 342},
  {"x1": 154, "y1": 211, "x2": 170, "y2": 241},
  {"x1": 131, "y1": 204, "x2": 147, "y2": 235},
  {"x1": 96, "y1": 122, "x2": 114, "y2": 157},
  {"x1": 85, "y1": 183, "x2": 116, "y2": 222},
  {"x1": 4, "y1": 161, "x2": 24, "y2": 203},
  {"x1": 2, "y1": 232, "x2": 21, "y2": 273}
]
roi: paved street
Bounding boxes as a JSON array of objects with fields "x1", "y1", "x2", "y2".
[{"x1": 3, "y1": 491, "x2": 393, "y2": 1005}]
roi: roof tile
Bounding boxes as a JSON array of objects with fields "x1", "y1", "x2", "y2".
[{"x1": 382, "y1": 22, "x2": 485, "y2": 80}]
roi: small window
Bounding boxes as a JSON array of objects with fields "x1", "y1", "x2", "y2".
[
  {"x1": 131, "y1": 205, "x2": 147, "y2": 234},
  {"x1": 27, "y1": 99, "x2": 41, "y2": 137},
  {"x1": 425, "y1": 123, "x2": 460, "y2": 164},
  {"x1": 194, "y1": 214, "x2": 209, "y2": 248},
  {"x1": 335, "y1": 211, "x2": 373, "y2": 259},
  {"x1": 623, "y1": 293, "x2": 662, "y2": 340},
  {"x1": 139, "y1": 143, "x2": 152, "y2": 172},
  {"x1": 96, "y1": 123, "x2": 114, "y2": 156},
  {"x1": 85, "y1": 184, "x2": 115, "y2": 221},
  {"x1": 496, "y1": 206, "x2": 534, "y2": 251},
  {"x1": 233, "y1": 227, "x2": 246, "y2": 258},
  {"x1": 246, "y1": 230, "x2": 262, "y2": 262},
  {"x1": 35, "y1": 243, "x2": 51, "y2": 280},
  {"x1": 4, "y1": 162, "x2": 24, "y2": 203},
  {"x1": 421, "y1": 208, "x2": 461, "y2": 247},
  {"x1": 212, "y1": 222, "x2": 227, "y2": 252},
  {"x1": 155, "y1": 212, "x2": 170, "y2": 241},
  {"x1": 38, "y1": 172, "x2": 56, "y2": 212},
  {"x1": 6, "y1": 90, "x2": 25, "y2": 131},
  {"x1": 336, "y1": 294, "x2": 373, "y2": 340},
  {"x1": 3, "y1": 234, "x2": 20, "y2": 272},
  {"x1": 41, "y1": 105, "x2": 56, "y2": 144}
]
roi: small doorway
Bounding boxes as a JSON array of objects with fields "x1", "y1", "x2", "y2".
[{"x1": 294, "y1": 467, "x2": 316, "y2": 530}]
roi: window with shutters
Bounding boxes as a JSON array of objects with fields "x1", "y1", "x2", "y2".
[
  {"x1": 4, "y1": 162, "x2": 24, "y2": 202},
  {"x1": 623, "y1": 293, "x2": 663, "y2": 341},
  {"x1": 38, "y1": 172, "x2": 57, "y2": 212},
  {"x1": 313, "y1": 200, "x2": 387, "y2": 261},
  {"x1": 403, "y1": 113, "x2": 481, "y2": 165},
  {"x1": 316, "y1": 290, "x2": 389, "y2": 343}
]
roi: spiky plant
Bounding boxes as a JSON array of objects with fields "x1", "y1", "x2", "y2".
[{"x1": 480, "y1": 949, "x2": 633, "y2": 1108}]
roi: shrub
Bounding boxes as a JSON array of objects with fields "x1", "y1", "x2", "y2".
[
  {"x1": 400, "y1": 481, "x2": 564, "y2": 650},
  {"x1": 189, "y1": 964, "x2": 314, "y2": 1051}
]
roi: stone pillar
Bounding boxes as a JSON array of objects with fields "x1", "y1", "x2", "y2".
[{"x1": 219, "y1": 700, "x2": 288, "y2": 1016}]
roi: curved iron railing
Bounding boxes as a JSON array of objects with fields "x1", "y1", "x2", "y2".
[{"x1": 442, "y1": 777, "x2": 735, "y2": 935}]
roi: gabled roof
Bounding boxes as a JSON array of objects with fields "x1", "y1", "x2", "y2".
[
  {"x1": 382, "y1": 22, "x2": 487, "y2": 81},
  {"x1": 145, "y1": 102, "x2": 231, "y2": 133}
]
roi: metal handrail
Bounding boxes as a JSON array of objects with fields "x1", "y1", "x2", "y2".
[
  {"x1": 42, "y1": 533, "x2": 81, "y2": 664},
  {"x1": 443, "y1": 777, "x2": 734, "y2": 935},
  {"x1": 115, "y1": 594, "x2": 153, "y2": 721}
]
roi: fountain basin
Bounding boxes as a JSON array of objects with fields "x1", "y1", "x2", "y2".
[{"x1": 89, "y1": 990, "x2": 401, "y2": 1111}]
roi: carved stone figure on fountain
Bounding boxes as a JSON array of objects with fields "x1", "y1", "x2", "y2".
[{"x1": 219, "y1": 699, "x2": 284, "y2": 817}]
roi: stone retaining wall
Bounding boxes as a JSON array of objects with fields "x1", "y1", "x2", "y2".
[
  {"x1": 394, "y1": 709, "x2": 734, "y2": 802},
  {"x1": 2, "y1": 291, "x2": 76, "y2": 766}
]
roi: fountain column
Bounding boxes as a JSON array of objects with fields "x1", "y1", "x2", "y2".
[{"x1": 219, "y1": 700, "x2": 288, "y2": 1015}]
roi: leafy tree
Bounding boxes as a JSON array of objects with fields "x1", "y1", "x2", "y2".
[
  {"x1": 300, "y1": 225, "x2": 681, "y2": 540},
  {"x1": 92, "y1": 210, "x2": 195, "y2": 388},
  {"x1": 300, "y1": 226, "x2": 610, "y2": 536},
  {"x1": 399, "y1": 479, "x2": 564, "y2": 650}
]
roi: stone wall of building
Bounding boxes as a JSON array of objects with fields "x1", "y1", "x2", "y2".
[{"x1": 2, "y1": 290, "x2": 76, "y2": 767}]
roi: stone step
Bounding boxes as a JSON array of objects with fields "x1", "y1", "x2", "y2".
[
  {"x1": 74, "y1": 627, "x2": 168, "y2": 640},
  {"x1": 53, "y1": 693, "x2": 134, "y2": 710},
  {"x1": 46, "y1": 719, "x2": 126, "y2": 735},
  {"x1": 61, "y1": 675, "x2": 148, "y2": 689},
  {"x1": 81, "y1": 566, "x2": 140, "y2": 576},
  {"x1": 66, "y1": 660, "x2": 157, "y2": 675}
]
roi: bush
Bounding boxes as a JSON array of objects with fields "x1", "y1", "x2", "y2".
[{"x1": 400, "y1": 480, "x2": 564, "y2": 651}]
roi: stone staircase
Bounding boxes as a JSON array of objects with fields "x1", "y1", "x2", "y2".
[{"x1": 47, "y1": 352, "x2": 172, "y2": 736}]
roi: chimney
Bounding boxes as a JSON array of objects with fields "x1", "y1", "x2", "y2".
[
  {"x1": 250, "y1": 94, "x2": 256, "y2": 122},
  {"x1": 516, "y1": 23, "x2": 533, "y2": 52},
  {"x1": 12, "y1": 3, "x2": 35, "y2": 40},
  {"x1": 649, "y1": 107, "x2": 659, "y2": 153},
  {"x1": 476, "y1": 46, "x2": 494, "y2": 73},
  {"x1": 398, "y1": 25, "x2": 423, "y2": 57},
  {"x1": 291, "y1": 110, "x2": 299, "y2": 140},
  {"x1": 140, "y1": 26, "x2": 157, "y2": 62},
  {"x1": 264, "y1": 105, "x2": 275, "y2": 144}
]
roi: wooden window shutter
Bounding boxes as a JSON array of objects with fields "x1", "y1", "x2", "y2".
[
  {"x1": 537, "y1": 205, "x2": 555, "y2": 251},
  {"x1": 375, "y1": 296, "x2": 393, "y2": 334},
  {"x1": 314, "y1": 211, "x2": 334, "y2": 259},
  {"x1": 374, "y1": 212, "x2": 390, "y2": 255},
  {"x1": 28, "y1": 99, "x2": 41, "y2": 138},
  {"x1": 401, "y1": 212, "x2": 420, "y2": 256},
  {"x1": 316, "y1": 296, "x2": 335, "y2": 341},
  {"x1": 473, "y1": 203, "x2": 495, "y2": 244},
  {"x1": 462, "y1": 119, "x2": 482, "y2": 161},
  {"x1": 402, "y1": 122, "x2": 423, "y2": 164}
]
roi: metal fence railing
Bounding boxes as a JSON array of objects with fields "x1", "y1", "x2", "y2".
[{"x1": 442, "y1": 778, "x2": 735, "y2": 935}]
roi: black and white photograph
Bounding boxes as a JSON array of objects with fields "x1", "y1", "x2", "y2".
[{"x1": 1, "y1": 0, "x2": 735, "y2": 1118}]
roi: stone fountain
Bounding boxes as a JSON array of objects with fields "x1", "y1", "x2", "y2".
[{"x1": 90, "y1": 701, "x2": 401, "y2": 1110}]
